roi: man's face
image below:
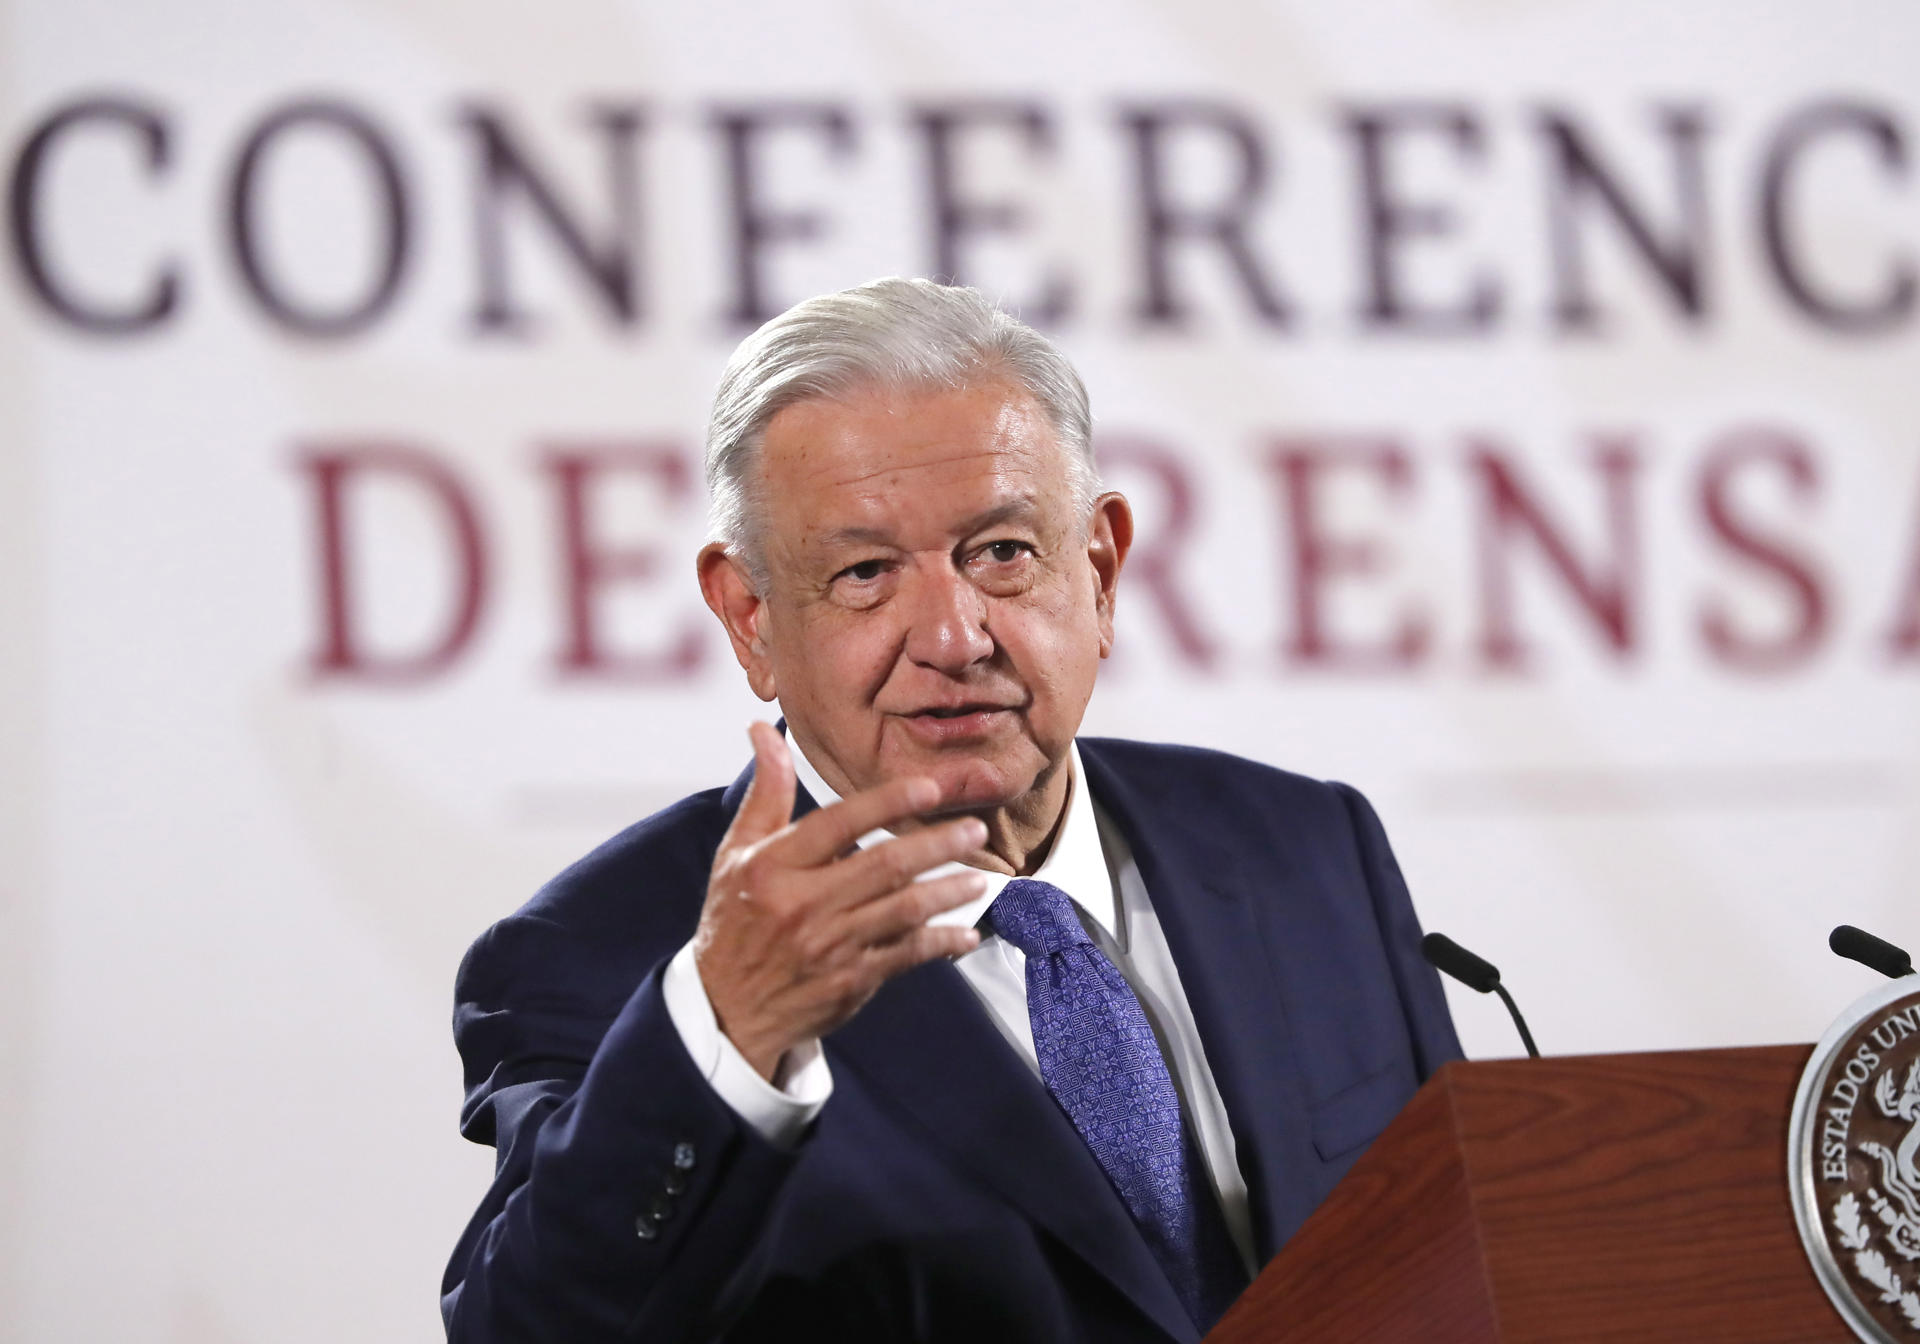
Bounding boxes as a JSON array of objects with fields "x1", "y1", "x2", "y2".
[{"x1": 700, "y1": 377, "x2": 1130, "y2": 819}]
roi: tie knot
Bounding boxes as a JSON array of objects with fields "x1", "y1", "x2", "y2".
[{"x1": 986, "y1": 878, "x2": 1090, "y2": 957}]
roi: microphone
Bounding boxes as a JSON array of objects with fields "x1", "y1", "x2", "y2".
[
  {"x1": 1829, "y1": 925, "x2": 1915, "y2": 980},
  {"x1": 1421, "y1": 932, "x2": 1541, "y2": 1059}
]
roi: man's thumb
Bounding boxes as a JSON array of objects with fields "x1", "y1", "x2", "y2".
[{"x1": 730, "y1": 721, "x2": 795, "y2": 842}]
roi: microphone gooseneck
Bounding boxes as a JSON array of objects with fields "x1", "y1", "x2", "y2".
[
  {"x1": 1829, "y1": 924, "x2": 1916, "y2": 980},
  {"x1": 1421, "y1": 932, "x2": 1542, "y2": 1060}
]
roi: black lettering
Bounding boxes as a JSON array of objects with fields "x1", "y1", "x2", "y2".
[
  {"x1": 7, "y1": 96, "x2": 180, "y2": 333},
  {"x1": 1760, "y1": 101, "x2": 1913, "y2": 333},
  {"x1": 1344, "y1": 102, "x2": 1498, "y2": 335},
  {"x1": 911, "y1": 100, "x2": 1068, "y2": 324},
  {"x1": 1538, "y1": 105, "x2": 1712, "y2": 333},
  {"x1": 460, "y1": 102, "x2": 648, "y2": 335},
  {"x1": 1118, "y1": 101, "x2": 1291, "y2": 329},
  {"x1": 226, "y1": 99, "x2": 411, "y2": 337},
  {"x1": 712, "y1": 102, "x2": 856, "y2": 327}
]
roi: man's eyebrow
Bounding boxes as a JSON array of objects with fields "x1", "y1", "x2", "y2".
[
  {"x1": 812, "y1": 498, "x2": 1044, "y2": 551},
  {"x1": 957, "y1": 498, "x2": 1043, "y2": 534}
]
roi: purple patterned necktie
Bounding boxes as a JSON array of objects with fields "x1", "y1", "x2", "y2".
[{"x1": 987, "y1": 877, "x2": 1245, "y2": 1330}]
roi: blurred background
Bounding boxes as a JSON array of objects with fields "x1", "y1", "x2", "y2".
[{"x1": 3, "y1": 1, "x2": 1917, "y2": 1339}]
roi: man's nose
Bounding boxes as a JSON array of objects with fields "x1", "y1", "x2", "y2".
[{"x1": 901, "y1": 563, "x2": 994, "y2": 672}]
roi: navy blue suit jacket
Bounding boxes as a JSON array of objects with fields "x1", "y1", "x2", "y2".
[{"x1": 443, "y1": 738, "x2": 1461, "y2": 1342}]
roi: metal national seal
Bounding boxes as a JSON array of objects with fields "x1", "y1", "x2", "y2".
[{"x1": 1790, "y1": 978, "x2": 1920, "y2": 1342}]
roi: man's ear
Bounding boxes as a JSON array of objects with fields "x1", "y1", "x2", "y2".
[
  {"x1": 1086, "y1": 492, "x2": 1133, "y2": 658},
  {"x1": 697, "y1": 543, "x2": 779, "y2": 701}
]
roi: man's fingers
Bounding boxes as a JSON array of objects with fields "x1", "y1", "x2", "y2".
[
  {"x1": 842, "y1": 870, "x2": 990, "y2": 946},
  {"x1": 823, "y1": 819, "x2": 988, "y2": 910},
  {"x1": 723, "y1": 721, "x2": 797, "y2": 848},
  {"x1": 868, "y1": 921, "x2": 983, "y2": 982},
  {"x1": 775, "y1": 772, "x2": 946, "y2": 866}
]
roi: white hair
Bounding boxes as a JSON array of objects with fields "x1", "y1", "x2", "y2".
[{"x1": 703, "y1": 277, "x2": 1099, "y2": 590}]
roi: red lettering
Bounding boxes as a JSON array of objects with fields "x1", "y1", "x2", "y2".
[
  {"x1": 297, "y1": 443, "x2": 488, "y2": 683},
  {"x1": 1885, "y1": 469, "x2": 1920, "y2": 662},
  {"x1": 1696, "y1": 428, "x2": 1828, "y2": 670},
  {"x1": 546, "y1": 443, "x2": 706, "y2": 681},
  {"x1": 1097, "y1": 437, "x2": 1218, "y2": 670},
  {"x1": 1267, "y1": 437, "x2": 1429, "y2": 670},
  {"x1": 1470, "y1": 437, "x2": 1641, "y2": 670}
]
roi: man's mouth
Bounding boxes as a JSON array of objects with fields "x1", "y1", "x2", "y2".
[{"x1": 897, "y1": 703, "x2": 1019, "y2": 739}]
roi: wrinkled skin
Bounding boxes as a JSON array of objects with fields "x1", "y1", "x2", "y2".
[{"x1": 691, "y1": 376, "x2": 1132, "y2": 1078}]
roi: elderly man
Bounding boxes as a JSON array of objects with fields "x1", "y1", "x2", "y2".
[{"x1": 443, "y1": 279, "x2": 1460, "y2": 1343}]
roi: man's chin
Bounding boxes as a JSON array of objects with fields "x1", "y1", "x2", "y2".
[{"x1": 903, "y1": 751, "x2": 1053, "y2": 817}]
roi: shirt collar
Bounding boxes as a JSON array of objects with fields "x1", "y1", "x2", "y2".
[{"x1": 783, "y1": 730, "x2": 1117, "y2": 940}]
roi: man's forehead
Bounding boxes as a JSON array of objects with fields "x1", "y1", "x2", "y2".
[
  {"x1": 794, "y1": 441, "x2": 1043, "y2": 495},
  {"x1": 762, "y1": 380, "x2": 1051, "y2": 467},
  {"x1": 756, "y1": 381, "x2": 1070, "y2": 534}
]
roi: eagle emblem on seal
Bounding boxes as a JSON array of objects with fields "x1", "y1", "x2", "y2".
[
  {"x1": 1792, "y1": 981, "x2": 1920, "y2": 1343},
  {"x1": 1857, "y1": 1060, "x2": 1920, "y2": 1264}
]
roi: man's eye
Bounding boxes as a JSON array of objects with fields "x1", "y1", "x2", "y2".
[
  {"x1": 839, "y1": 559, "x2": 886, "y2": 582},
  {"x1": 984, "y1": 540, "x2": 1029, "y2": 563}
]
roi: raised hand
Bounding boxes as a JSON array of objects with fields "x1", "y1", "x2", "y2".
[{"x1": 693, "y1": 722, "x2": 987, "y2": 1081}]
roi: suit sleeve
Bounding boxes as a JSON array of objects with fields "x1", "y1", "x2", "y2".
[
  {"x1": 441, "y1": 914, "x2": 802, "y2": 1343},
  {"x1": 1329, "y1": 783, "x2": 1464, "y2": 1080}
]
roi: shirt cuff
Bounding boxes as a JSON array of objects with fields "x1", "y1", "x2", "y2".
[{"x1": 660, "y1": 940, "x2": 832, "y2": 1148}]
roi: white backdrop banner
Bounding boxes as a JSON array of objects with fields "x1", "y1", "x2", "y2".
[{"x1": 4, "y1": 1, "x2": 1918, "y2": 1340}]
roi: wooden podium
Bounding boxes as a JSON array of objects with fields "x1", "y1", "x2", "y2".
[{"x1": 1206, "y1": 1044, "x2": 1854, "y2": 1343}]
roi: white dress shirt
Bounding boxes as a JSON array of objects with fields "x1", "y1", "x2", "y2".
[{"x1": 661, "y1": 735, "x2": 1256, "y2": 1271}]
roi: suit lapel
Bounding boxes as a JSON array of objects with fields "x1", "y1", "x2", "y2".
[
  {"x1": 829, "y1": 961, "x2": 1197, "y2": 1342},
  {"x1": 721, "y1": 753, "x2": 1196, "y2": 1342},
  {"x1": 1077, "y1": 742, "x2": 1319, "y2": 1266}
]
